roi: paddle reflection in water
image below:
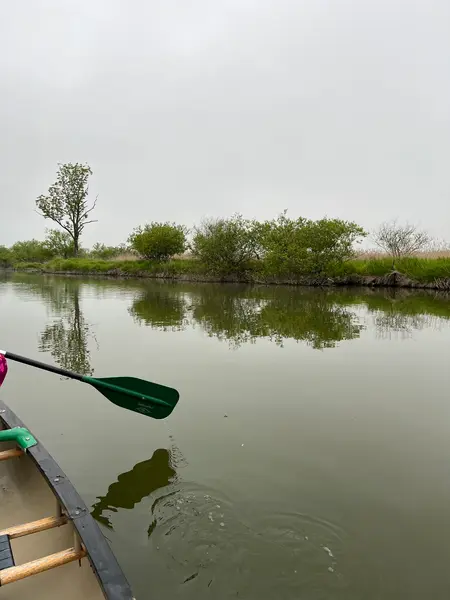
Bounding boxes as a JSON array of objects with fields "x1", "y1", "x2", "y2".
[{"x1": 91, "y1": 448, "x2": 178, "y2": 530}]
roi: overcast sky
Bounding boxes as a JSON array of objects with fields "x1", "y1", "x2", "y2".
[{"x1": 1, "y1": 0, "x2": 449, "y2": 248}]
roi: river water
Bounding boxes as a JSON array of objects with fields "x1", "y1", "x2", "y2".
[{"x1": 1, "y1": 272, "x2": 450, "y2": 599}]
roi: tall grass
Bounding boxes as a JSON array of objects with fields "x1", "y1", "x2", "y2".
[
  {"x1": 333, "y1": 257, "x2": 450, "y2": 281},
  {"x1": 39, "y1": 257, "x2": 204, "y2": 276},
  {"x1": 13, "y1": 255, "x2": 450, "y2": 284},
  {"x1": 357, "y1": 248, "x2": 450, "y2": 260}
]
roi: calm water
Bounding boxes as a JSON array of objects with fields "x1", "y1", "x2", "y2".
[{"x1": 2, "y1": 272, "x2": 450, "y2": 599}]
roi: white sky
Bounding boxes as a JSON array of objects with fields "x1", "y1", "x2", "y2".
[{"x1": 1, "y1": 0, "x2": 449, "y2": 248}]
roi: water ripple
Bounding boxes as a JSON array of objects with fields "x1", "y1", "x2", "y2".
[{"x1": 147, "y1": 485, "x2": 378, "y2": 599}]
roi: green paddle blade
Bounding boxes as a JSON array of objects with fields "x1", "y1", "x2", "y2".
[{"x1": 83, "y1": 376, "x2": 180, "y2": 420}]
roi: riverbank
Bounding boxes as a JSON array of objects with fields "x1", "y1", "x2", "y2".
[{"x1": 9, "y1": 256, "x2": 450, "y2": 290}]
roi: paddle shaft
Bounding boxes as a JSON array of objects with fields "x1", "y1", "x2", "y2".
[
  {"x1": 0, "y1": 350, "x2": 171, "y2": 409},
  {"x1": 0, "y1": 351, "x2": 83, "y2": 381}
]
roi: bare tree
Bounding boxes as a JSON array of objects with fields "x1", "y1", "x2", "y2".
[
  {"x1": 372, "y1": 220, "x2": 431, "y2": 267},
  {"x1": 36, "y1": 162, "x2": 97, "y2": 256}
]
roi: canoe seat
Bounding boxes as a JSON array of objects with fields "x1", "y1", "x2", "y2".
[
  {"x1": 0, "y1": 535, "x2": 14, "y2": 571},
  {"x1": 0, "y1": 517, "x2": 87, "y2": 586}
]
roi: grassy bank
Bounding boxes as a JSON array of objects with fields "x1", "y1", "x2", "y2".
[
  {"x1": 11, "y1": 256, "x2": 450, "y2": 288},
  {"x1": 21, "y1": 257, "x2": 205, "y2": 276},
  {"x1": 331, "y1": 256, "x2": 450, "y2": 281}
]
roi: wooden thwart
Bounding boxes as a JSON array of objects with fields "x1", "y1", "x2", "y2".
[
  {"x1": 0, "y1": 547, "x2": 87, "y2": 585},
  {"x1": 0, "y1": 449, "x2": 23, "y2": 462},
  {"x1": 0, "y1": 515, "x2": 68, "y2": 539}
]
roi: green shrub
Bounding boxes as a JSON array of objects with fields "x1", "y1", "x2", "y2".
[
  {"x1": 0, "y1": 245, "x2": 12, "y2": 267},
  {"x1": 43, "y1": 229, "x2": 75, "y2": 258},
  {"x1": 192, "y1": 214, "x2": 261, "y2": 274},
  {"x1": 260, "y1": 212, "x2": 366, "y2": 275},
  {"x1": 12, "y1": 262, "x2": 44, "y2": 270},
  {"x1": 89, "y1": 242, "x2": 128, "y2": 260},
  {"x1": 10, "y1": 239, "x2": 53, "y2": 263},
  {"x1": 128, "y1": 222, "x2": 186, "y2": 261}
]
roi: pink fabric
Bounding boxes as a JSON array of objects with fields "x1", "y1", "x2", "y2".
[{"x1": 0, "y1": 354, "x2": 7, "y2": 387}]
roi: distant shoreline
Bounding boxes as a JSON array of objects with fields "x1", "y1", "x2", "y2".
[{"x1": 7, "y1": 264, "x2": 450, "y2": 291}]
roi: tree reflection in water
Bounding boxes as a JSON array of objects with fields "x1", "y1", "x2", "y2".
[
  {"x1": 129, "y1": 283, "x2": 364, "y2": 349},
  {"x1": 12, "y1": 274, "x2": 96, "y2": 375}
]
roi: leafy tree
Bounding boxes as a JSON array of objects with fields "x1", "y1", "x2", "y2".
[
  {"x1": 43, "y1": 228, "x2": 75, "y2": 258},
  {"x1": 128, "y1": 222, "x2": 186, "y2": 261},
  {"x1": 372, "y1": 220, "x2": 431, "y2": 268},
  {"x1": 36, "y1": 162, "x2": 96, "y2": 256},
  {"x1": 261, "y1": 212, "x2": 366, "y2": 275},
  {"x1": 0, "y1": 246, "x2": 12, "y2": 267},
  {"x1": 192, "y1": 214, "x2": 261, "y2": 274},
  {"x1": 300, "y1": 218, "x2": 366, "y2": 273},
  {"x1": 10, "y1": 239, "x2": 53, "y2": 263},
  {"x1": 258, "y1": 212, "x2": 308, "y2": 274}
]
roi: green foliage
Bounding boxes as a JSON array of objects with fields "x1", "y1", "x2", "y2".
[
  {"x1": 128, "y1": 222, "x2": 186, "y2": 261},
  {"x1": 10, "y1": 239, "x2": 53, "y2": 263},
  {"x1": 192, "y1": 214, "x2": 261, "y2": 274},
  {"x1": 13, "y1": 262, "x2": 45, "y2": 270},
  {"x1": 89, "y1": 242, "x2": 126, "y2": 260},
  {"x1": 0, "y1": 245, "x2": 12, "y2": 267},
  {"x1": 36, "y1": 162, "x2": 96, "y2": 256},
  {"x1": 7, "y1": 204, "x2": 450, "y2": 286},
  {"x1": 260, "y1": 212, "x2": 366, "y2": 275},
  {"x1": 43, "y1": 228, "x2": 75, "y2": 258}
]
